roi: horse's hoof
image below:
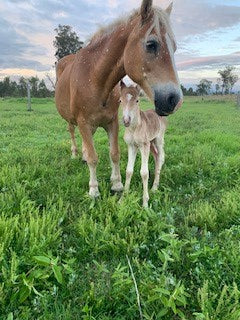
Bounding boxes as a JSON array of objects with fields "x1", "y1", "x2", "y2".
[
  {"x1": 111, "y1": 182, "x2": 124, "y2": 193},
  {"x1": 89, "y1": 187, "x2": 100, "y2": 198}
]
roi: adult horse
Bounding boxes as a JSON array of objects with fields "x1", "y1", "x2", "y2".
[{"x1": 55, "y1": 0, "x2": 183, "y2": 197}]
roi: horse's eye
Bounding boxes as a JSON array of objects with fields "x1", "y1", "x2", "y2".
[{"x1": 146, "y1": 40, "x2": 160, "y2": 55}]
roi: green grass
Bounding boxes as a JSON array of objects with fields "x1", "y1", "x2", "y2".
[{"x1": 0, "y1": 96, "x2": 240, "y2": 319}]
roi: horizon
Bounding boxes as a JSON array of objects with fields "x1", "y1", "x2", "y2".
[{"x1": 0, "y1": 0, "x2": 240, "y2": 91}]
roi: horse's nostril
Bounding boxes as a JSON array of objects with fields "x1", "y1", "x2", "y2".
[{"x1": 167, "y1": 94, "x2": 177, "y2": 109}]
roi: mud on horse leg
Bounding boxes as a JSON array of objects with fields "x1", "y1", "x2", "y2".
[{"x1": 68, "y1": 123, "x2": 78, "y2": 159}]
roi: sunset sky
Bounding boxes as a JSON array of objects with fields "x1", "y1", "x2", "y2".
[{"x1": 0, "y1": 0, "x2": 240, "y2": 90}]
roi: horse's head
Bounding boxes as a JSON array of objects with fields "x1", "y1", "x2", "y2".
[{"x1": 124, "y1": 0, "x2": 182, "y2": 116}]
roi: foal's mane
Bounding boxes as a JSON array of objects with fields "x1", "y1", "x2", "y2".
[{"x1": 87, "y1": 6, "x2": 175, "y2": 48}]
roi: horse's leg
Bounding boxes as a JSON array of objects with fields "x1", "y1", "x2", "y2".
[
  {"x1": 125, "y1": 144, "x2": 138, "y2": 192},
  {"x1": 139, "y1": 143, "x2": 150, "y2": 208},
  {"x1": 152, "y1": 136, "x2": 165, "y2": 192},
  {"x1": 78, "y1": 121, "x2": 99, "y2": 198},
  {"x1": 82, "y1": 141, "x2": 87, "y2": 162},
  {"x1": 106, "y1": 119, "x2": 123, "y2": 192},
  {"x1": 68, "y1": 123, "x2": 78, "y2": 159}
]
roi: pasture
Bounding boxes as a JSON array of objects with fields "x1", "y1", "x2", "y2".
[{"x1": 0, "y1": 96, "x2": 240, "y2": 319}]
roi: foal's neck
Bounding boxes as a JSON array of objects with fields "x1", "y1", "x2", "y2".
[{"x1": 130, "y1": 106, "x2": 142, "y2": 130}]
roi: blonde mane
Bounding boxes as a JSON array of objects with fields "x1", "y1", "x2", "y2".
[{"x1": 87, "y1": 6, "x2": 175, "y2": 47}]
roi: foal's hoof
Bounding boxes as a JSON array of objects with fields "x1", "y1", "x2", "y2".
[
  {"x1": 111, "y1": 182, "x2": 124, "y2": 193},
  {"x1": 151, "y1": 185, "x2": 158, "y2": 192},
  {"x1": 143, "y1": 202, "x2": 149, "y2": 208},
  {"x1": 89, "y1": 187, "x2": 100, "y2": 198},
  {"x1": 71, "y1": 154, "x2": 78, "y2": 160}
]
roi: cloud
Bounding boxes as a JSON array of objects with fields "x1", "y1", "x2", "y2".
[
  {"x1": 0, "y1": 16, "x2": 49, "y2": 71},
  {"x1": 177, "y1": 52, "x2": 240, "y2": 71},
  {"x1": 167, "y1": 0, "x2": 240, "y2": 40}
]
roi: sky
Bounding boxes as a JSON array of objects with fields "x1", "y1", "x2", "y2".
[{"x1": 0, "y1": 0, "x2": 240, "y2": 90}]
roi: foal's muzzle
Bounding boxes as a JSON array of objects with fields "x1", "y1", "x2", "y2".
[
  {"x1": 154, "y1": 86, "x2": 183, "y2": 117},
  {"x1": 123, "y1": 116, "x2": 131, "y2": 127}
]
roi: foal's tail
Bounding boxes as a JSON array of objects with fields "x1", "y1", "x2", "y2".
[{"x1": 150, "y1": 141, "x2": 158, "y2": 161}]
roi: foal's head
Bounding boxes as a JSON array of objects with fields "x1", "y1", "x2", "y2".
[
  {"x1": 124, "y1": 0, "x2": 182, "y2": 116},
  {"x1": 120, "y1": 81, "x2": 141, "y2": 128}
]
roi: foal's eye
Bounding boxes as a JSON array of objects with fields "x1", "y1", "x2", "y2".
[
  {"x1": 136, "y1": 100, "x2": 139, "y2": 103},
  {"x1": 146, "y1": 40, "x2": 160, "y2": 55}
]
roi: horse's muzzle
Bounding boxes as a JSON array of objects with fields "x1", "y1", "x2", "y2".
[{"x1": 154, "y1": 88, "x2": 183, "y2": 116}]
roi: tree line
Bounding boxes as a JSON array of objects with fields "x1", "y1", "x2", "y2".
[
  {"x1": 0, "y1": 76, "x2": 53, "y2": 98},
  {"x1": 182, "y1": 66, "x2": 239, "y2": 96}
]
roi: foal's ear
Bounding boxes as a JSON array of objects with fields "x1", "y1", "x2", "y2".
[
  {"x1": 141, "y1": 0, "x2": 153, "y2": 23},
  {"x1": 135, "y1": 85, "x2": 142, "y2": 94},
  {"x1": 120, "y1": 80, "x2": 126, "y2": 90},
  {"x1": 165, "y1": 2, "x2": 173, "y2": 16}
]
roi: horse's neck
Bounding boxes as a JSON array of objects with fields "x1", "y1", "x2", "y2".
[{"x1": 90, "y1": 23, "x2": 135, "y2": 103}]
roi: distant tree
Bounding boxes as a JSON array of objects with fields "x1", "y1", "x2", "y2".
[
  {"x1": 196, "y1": 79, "x2": 212, "y2": 96},
  {"x1": 53, "y1": 25, "x2": 84, "y2": 61},
  {"x1": 0, "y1": 77, "x2": 18, "y2": 97},
  {"x1": 2, "y1": 77, "x2": 12, "y2": 96},
  {"x1": 218, "y1": 66, "x2": 239, "y2": 94},
  {"x1": 29, "y1": 76, "x2": 40, "y2": 97},
  {"x1": 229, "y1": 74, "x2": 239, "y2": 94},
  {"x1": 38, "y1": 79, "x2": 51, "y2": 97},
  {"x1": 188, "y1": 87, "x2": 195, "y2": 96},
  {"x1": 18, "y1": 77, "x2": 28, "y2": 96},
  {"x1": 181, "y1": 84, "x2": 188, "y2": 96},
  {"x1": 215, "y1": 79, "x2": 221, "y2": 95},
  {"x1": 181, "y1": 85, "x2": 196, "y2": 96}
]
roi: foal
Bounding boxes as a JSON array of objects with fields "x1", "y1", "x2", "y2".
[{"x1": 121, "y1": 82, "x2": 167, "y2": 207}]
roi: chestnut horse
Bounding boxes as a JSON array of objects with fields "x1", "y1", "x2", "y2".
[{"x1": 55, "y1": 0, "x2": 183, "y2": 197}]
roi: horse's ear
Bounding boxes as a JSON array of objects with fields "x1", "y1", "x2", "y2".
[
  {"x1": 165, "y1": 2, "x2": 173, "y2": 16},
  {"x1": 141, "y1": 0, "x2": 153, "y2": 23},
  {"x1": 120, "y1": 80, "x2": 126, "y2": 90}
]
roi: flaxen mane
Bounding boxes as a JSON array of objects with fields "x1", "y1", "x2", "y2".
[{"x1": 88, "y1": 7, "x2": 176, "y2": 48}]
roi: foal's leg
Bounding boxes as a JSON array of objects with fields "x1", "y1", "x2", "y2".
[
  {"x1": 77, "y1": 121, "x2": 99, "y2": 198},
  {"x1": 125, "y1": 144, "x2": 138, "y2": 192},
  {"x1": 106, "y1": 119, "x2": 123, "y2": 192},
  {"x1": 139, "y1": 143, "x2": 150, "y2": 207},
  {"x1": 152, "y1": 136, "x2": 165, "y2": 192},
  {"x1": 68, "y1": 123, "x2": 78, "y2": 159}
]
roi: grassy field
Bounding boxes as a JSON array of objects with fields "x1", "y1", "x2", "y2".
[{"x1": 0, "y1": 96, "x2": 240, "y2": 320}]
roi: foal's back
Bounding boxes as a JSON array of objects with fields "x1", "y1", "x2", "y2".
[{"x1": 140, "y1": 109, "x2": 166, "y2": 138}]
